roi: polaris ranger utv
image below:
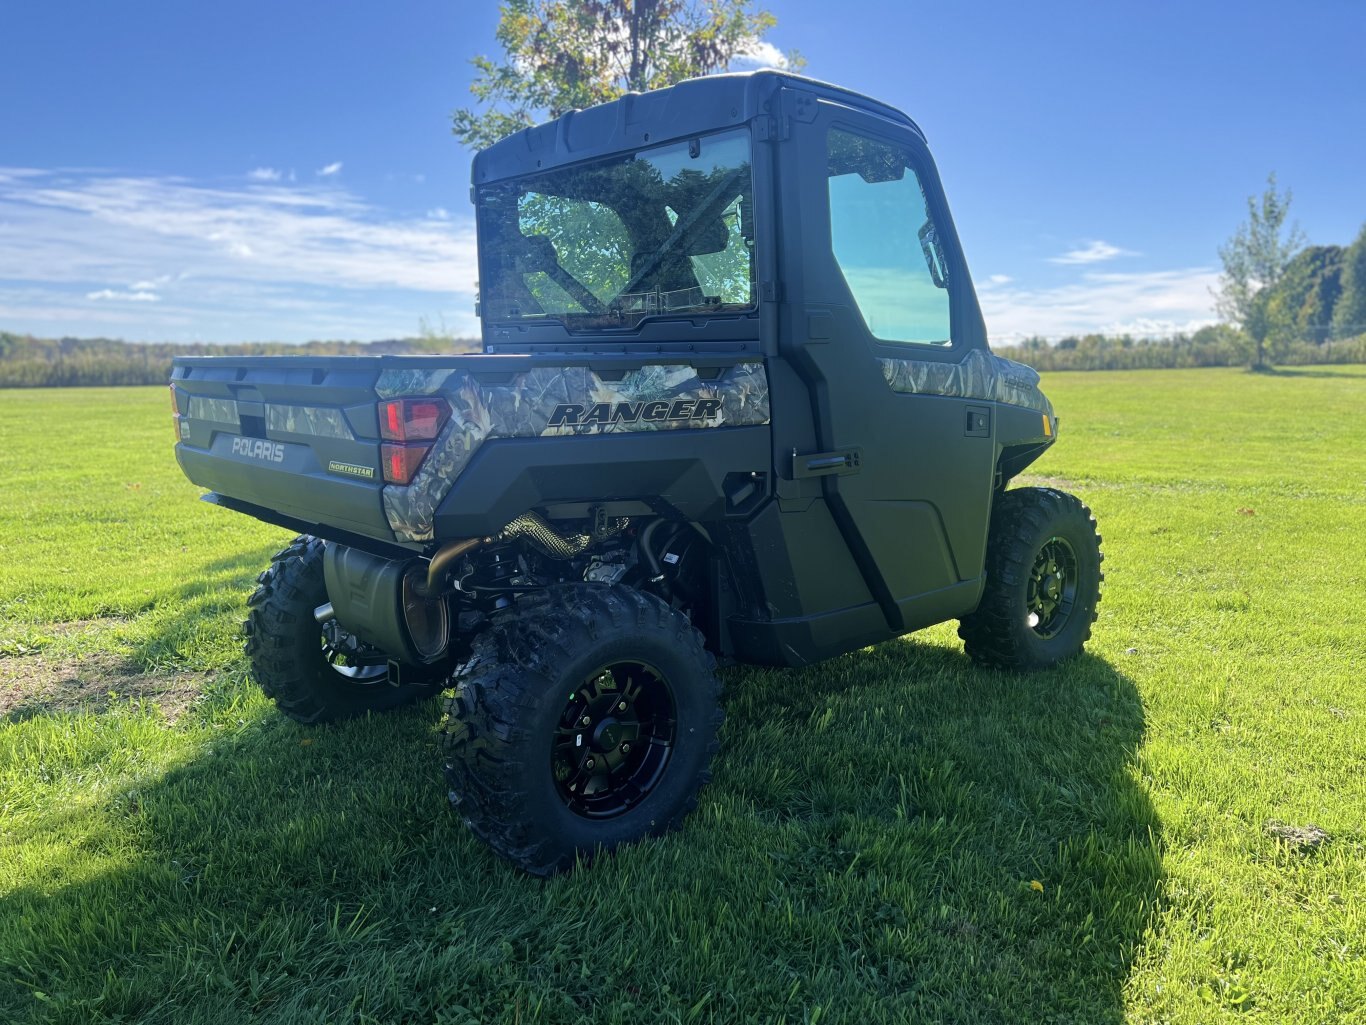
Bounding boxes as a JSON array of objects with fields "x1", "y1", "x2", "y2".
[{"x1": 171, "y1": 71, "x2": 1102, "y2": 875}]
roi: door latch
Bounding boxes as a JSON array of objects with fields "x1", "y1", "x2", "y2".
[{"x1": 965, "y1": 405, "x2": 991, "y2": 438}]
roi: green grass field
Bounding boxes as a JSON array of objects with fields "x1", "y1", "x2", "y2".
[{"x1": 1, "y1": 368, "x2": 1363, "y2": 1024}]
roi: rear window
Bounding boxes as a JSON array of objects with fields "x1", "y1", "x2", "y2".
[{"x1": 478, "y1": 129, "x2": 756, "y2": 331}]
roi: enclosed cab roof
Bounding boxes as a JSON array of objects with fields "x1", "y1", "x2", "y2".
[{"x1": 471, "y1": 70, "x2": 926, "y2": 185}]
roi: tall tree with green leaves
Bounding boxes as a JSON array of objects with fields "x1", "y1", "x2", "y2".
[
  {"x1": 1331, "y1": 222, "x2": 1366, "y2": 341},
  {"x1": 1265, "y1": 244, "x2": 1345, "y2": 345},
  {"x1": 1214, "y1": 173, "x2": 1306, "y2": 370},
  {"x1": 453, "y1": 0, "x2": 801, "y2": 149}
]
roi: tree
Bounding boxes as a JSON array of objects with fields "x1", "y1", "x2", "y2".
[
  {"x1": 1214, "y1": 173, "x2": 1306, "y2": 370},
  {"x1": 1265, "y1": 245, "x2": 1345, "y2": 345},
  {"x1": 453, "y1": 0, "x2": 801, "y2": 149},
  {"x1": 1331, "y1": 222, "x2": 1366, "y2": 341}
]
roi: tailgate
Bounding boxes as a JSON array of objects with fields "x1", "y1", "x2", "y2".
[
  {"x1": 171, "y1": 358, "x2": 398, "y2": 544},
  {"x1": 172, "y1": 353, "x2": 773, "y2": 549}
]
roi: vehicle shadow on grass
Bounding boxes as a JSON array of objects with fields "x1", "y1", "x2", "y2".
[
  {"x1": 0, "y1": 637, "x2": 1163, "y2": 1024},
  {"x1": 717, "y1": 638, "x2": 1164, "y2": 1022},
  {"x1": 147, "y1": 538, "x2": 291, "y2": 612}
]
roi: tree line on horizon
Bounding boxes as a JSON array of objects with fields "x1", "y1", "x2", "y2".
[
  {"x1": 0, "y1": 333, "x2": 480, "y2": 388},
  {"x1": 991, "y1": 325, "x2": 1366, "y2": 374},
  {"x1": 2, "y1": 318, "x2": 1363, "y2": 389}
]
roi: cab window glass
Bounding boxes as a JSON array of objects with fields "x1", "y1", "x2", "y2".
[
  {"x1": 826, "y1": 128, "x2": 951, "y2": 346},
  {"x1": 479, "y1": 129, "x2": 755, "y2": 329}
]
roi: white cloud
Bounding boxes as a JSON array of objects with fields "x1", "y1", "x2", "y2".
[
  {"x1": 207, "y1": 231, "x2": 255, "y2": 258},
  {"x1": 0, "y1": 165, "x2": 479, "y2": 342},
  {"x1": 979, "y1": 267, "x2": 1220, "y2": 342},
  {"x1": 247, "y1": 167, "x2": 282, "y2": 182},
  {"x1": 131, "y1": 274, "x2": 177, "y2": 290},
  {"x1": 1049, "y1": 240, "x2": 1136, "y2": 265},
  {"x1": 0, "y1": 168, "x2": 45, "y2": 184},
  {"x1": 730, "y1": 39, "x2": 791, "y2": 71},
  {"x1": 427, "y1": 207, "x2": 450, "y2": 220},
  {"x1": 986, "y1": 274, "x2": 1012, "y2": 286},
  {"x1": 86, "y1": 288, "x2": 160, "y2": 302},
  {"x1": 317, "y1": 161, "x2": 343, "y2": 177}
]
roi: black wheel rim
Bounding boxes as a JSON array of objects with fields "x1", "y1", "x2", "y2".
[
  {"x1": 319, "y1": 621, "x2": 388, "y2": 684},
  {"x1": 551, "y1": 661, "x2": 676, "y2": 819},
  {"x1": 1027, "y1": 536, "x2": 1079, "y2": 639}
]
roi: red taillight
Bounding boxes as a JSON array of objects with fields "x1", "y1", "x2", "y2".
[
  {"x1": 170, "y1": 385, "x2": 181, "y2": 441},
  {"x1": 377, "y1": 397, "x2": 447, "y2": 483},
  {"x1": 382, "y1": 442, "x2": 433, "y2": 485},
  {"x1": 378, "y1": 397, "x2": 450, "y2": 442}
]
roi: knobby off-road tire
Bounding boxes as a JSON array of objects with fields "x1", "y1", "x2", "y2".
[
  {"x1": 442, "y1": 583, "x2": 722, "y2": 876},
  {"x1": 244, "y1": 535, "x2": 440, "y2": 724},
  {"x1": 959, "y1": 487, "x2": 1103, "y2": 670}
]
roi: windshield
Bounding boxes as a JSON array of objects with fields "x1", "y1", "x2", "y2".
[{"x1": 477, "y1": 129, "x2": 755, "y2": 331}]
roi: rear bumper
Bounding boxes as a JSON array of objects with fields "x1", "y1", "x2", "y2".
[{"x1": 176, "y1": 443, "x2": 403, "y2": 548}]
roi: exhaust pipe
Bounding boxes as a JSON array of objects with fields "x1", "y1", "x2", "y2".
[
  {"x1": 499, "y1": 510, "x2": 629, "y2": 558},
  {"x1": 415, "y1": 537, "x2": 487, "y2": 598},
  {"x1": 412, "y1": 511, "x2": 631, "y2": 597}
]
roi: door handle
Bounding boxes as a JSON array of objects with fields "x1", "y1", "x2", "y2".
[{"x1": 791, "y1": 447, "x2": 862, "y2": 479}]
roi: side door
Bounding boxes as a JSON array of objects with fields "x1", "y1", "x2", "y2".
[{"x1": 775, "y1": 90, "x2": 996, "y2": 632}]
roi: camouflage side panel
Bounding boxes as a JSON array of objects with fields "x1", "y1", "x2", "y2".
[
  {"x1": 879, "y1": 349, "x2": 1053, "y2": 416},
  {"x1": 265, "y1": 404, "x2": 353, "y2": 439},
  {"x1": 186, "y1": 396, "x2": 240, "y2": 427},
  {"x1": 374, "y1": 368, "x2": 455, "y2": 400},
  {"x1": 381, "y1": 361, "x2": 770, "y2": 542}
]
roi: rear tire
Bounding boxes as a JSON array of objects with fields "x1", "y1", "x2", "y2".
[
  {"x1": 244, "y1": 535, "x2": 441, "y2": 723},
  {"x1": 442, "y1": 583, "x2": 722, "y2": 876},
  {"x1": 958, "y1": 487, "x2": 1103, "y2": 670}
]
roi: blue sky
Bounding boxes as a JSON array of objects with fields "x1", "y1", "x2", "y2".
[{"x1": 3, "y1": 0, "x2": 1364, "y2": 344}]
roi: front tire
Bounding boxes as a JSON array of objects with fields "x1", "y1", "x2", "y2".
[
  {"x1": 959, "y1": 487, "x2": 1103, "y2": 670},
  {"x1": 244, "y1": 535, "x2": 441, "y2": 723},
  {"x1": 442, "y1": 584, "x2": 722, "y2": 876}
]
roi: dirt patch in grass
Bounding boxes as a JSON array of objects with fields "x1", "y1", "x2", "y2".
[
  {"x1": 46, "y1": 615, "x2": 130, "y2": 637},
  {"x1": 0, "y1": 651, "x2": 206, "y2": 722},
  {"x1": 1265, "y1": 820, "x2": 1332, "y2": 852}
]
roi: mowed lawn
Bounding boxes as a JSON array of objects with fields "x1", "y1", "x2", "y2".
[{"x1": 0, "y1": 368, "x2": 1362, "y2": 1024}]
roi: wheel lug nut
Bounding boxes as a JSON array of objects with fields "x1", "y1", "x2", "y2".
[
  {"x1": 580, "y1": 715, "x2": 591, "y2": 726},
  {"x1": 620, "y1": 742, "x2": 631, "y2": 753},
  {"x1": 618, "y1": 701, "x2": 627, "y2": 711},
  {"x1": 585, "y1": 758, "x2": 595, "y2": 770}
]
